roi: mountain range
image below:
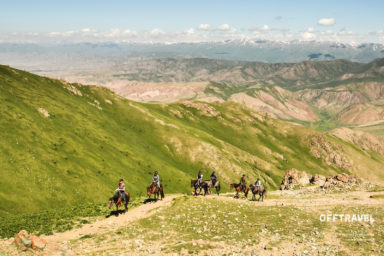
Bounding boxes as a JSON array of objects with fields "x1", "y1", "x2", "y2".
[
  {"x1": 30, "y1": 56, "x2": 384, "y2": 138},
  {"x1": 1, "y1": 40, "x2": 384, "y2": 72}
]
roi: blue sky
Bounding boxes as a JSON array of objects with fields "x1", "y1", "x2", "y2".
[{"x1": 1, "y1": 0, "x2": 383, "y2": 43}]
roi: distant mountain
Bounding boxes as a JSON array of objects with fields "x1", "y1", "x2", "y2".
[
  {"x1": 1, "y1": 40, "x2": 384, "y2": 71},
  {"x1": 73, "y1": 57, "x2": 384, "y2": 90},
  {"x1": 27, "y1": 57, "x2": 383, "y2": 92}
]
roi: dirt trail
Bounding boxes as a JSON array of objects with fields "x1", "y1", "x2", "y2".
[
  {"x1": 44, "y1": 190, "x2": 384, "y2": 243},
  {"x1": 43, "y1": 194, "x2": 181, "y2": 243}
]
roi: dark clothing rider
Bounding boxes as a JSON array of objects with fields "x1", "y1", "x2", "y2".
[
  {"x1": 240, "y1": 174, "x2": 247, "y2": 191},
  {"x1": 210, "y1": 171, "x2": 217, "y2": 186}
]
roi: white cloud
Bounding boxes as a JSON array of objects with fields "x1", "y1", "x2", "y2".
[
  {"x1": 150, "y1": 28, "x2": 165, "y2": 36},
  {"x1": 301, "y1": 27, "x2": 316, "y2": 40},
  {"x1": 318, "y1": 18, "x2": 336, "y2": 26},
  {"x1": 197, "y1": 24, "x2": 212, "y2": 31},
  {"x1": 107, "y1": 28, "x2": 121, "y2": 37},
  {"x1": 81, "y1": 28, "x2": 92, "y2": 33},
  {"x1": 218, "y1": 24, "x2": 230, "y2": 31},
  {"x1": 2, "y1": 23, "x2": 381, "y2": 44},
  {"x1": 186, "y1": 28, "x2": 195, "y2": 35},
  {"x1": 122, "y1": 29, "x2": 137, "y2": 36},
  {"x1": 261, "y1": 25, "x2": 270, "y2": 31}
]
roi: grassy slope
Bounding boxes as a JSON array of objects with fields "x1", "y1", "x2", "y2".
[{"x1": 1, "y1": 65, "x2": 384, "y2": 216}]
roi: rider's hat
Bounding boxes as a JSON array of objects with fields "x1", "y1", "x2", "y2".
[
  {"x1": 154, "y1": 171, "x2": 158, "y2": 174},
  {"x1": 120, "y1": 179, "x2": 124, "y2": 182},
  {"x1": 242, "y1": 174, "x2": 246, "y2": 176}
]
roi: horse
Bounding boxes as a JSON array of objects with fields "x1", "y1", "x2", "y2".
[
  {"x1": 230, "y1": 183, "x2": 249, "y2": 198},
  {"x1": 207, "y1": 179, "x2": 221, "y2": 195},
  {"x1": 190, "y1": 179, "x2": 209, "y2": 196},
  {"x1": 249, "y1": 184, "x2": 267, "y2": 202},
  {"x1": 109, "y1": 190, "x2": 130, "y2": 212},
  {"x1": 147, "y1": 182, "x2": 164, "y2": 200}
]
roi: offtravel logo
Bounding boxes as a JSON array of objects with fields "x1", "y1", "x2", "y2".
[{"x1": 320, "y1": 214, "x2": 375, "y2": 223}]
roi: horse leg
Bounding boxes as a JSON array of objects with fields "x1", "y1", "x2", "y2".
[{"x1": 160, "y1": 187, "x2": 164, "y2": 200}]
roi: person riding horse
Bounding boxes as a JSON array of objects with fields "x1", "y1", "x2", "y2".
[
  {"x1": 152, "y1": 171, "x2": 160, "y2": 189},
  {"x1": 240, "y1": 174, "x2": 247, "y2": 192},
  {"x1": 255, "y1": 178, "x2": 262, "y2": 192},
  {"x1": 210, "y1": 171, "x2": 217, "y2": 187},
  {"x1": 117, "y1": 179, "x2": 127, "y2": 201},
  {"x1": 197, "y1": 169, "x2": 203, "y2": 187}
]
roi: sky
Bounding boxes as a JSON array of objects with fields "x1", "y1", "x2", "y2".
[{"x1": 0, "y1": 0, "x2": 383, "y2": 44}]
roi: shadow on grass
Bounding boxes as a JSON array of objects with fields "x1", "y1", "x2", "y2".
[
  {"x1": 105, "y1": 209, "x2": 126, "y2": 218},
  {"x1": 143, "y1": 198, "x2": 160, "y2": 204}
]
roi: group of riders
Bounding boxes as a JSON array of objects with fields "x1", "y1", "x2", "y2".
[
  {"x1": 115, "y1": 171, "x2": 161, "y2": 199},
  {"x1": 111, "y1": 170, "x2": 264, "y2": 211},
  {"x1": 240, "y1": 174, "x2": 262, "y2": 192},
  {"x1": 196, "y1": 170, "x2": 261, "y2": 188}
]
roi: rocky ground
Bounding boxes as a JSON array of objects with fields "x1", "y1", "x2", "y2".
[{"x1": 1, "y1": 189, "x2": 383, "y2": 256}]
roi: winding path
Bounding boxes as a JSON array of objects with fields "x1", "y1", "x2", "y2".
[{"x1": 44, "y1": 194, "x2": 182, "y2": 243}]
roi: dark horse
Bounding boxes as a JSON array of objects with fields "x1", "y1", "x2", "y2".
[
  {"x1": 207, "y1": 179, "x2": 221, "y2": 195},
  {"x1": 147, "y1": 182, "x2": 164, "y2": 200},
  {"x1": 249, "y1": 184, "x2": 267, "y2": 201},
  {"x1": 230, "y1": 183, "x2": 249, "y2": 198},
  {"x1": 190, "y1": 179, "x2": 209, "y2": 196},
  {"x1": 109, "y1": 190, "x2": 130, "y2": 212}
]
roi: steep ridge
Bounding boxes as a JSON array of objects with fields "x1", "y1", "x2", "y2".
[{"x1": 1, "y1": 65, "x2": 384, "y2": 216}]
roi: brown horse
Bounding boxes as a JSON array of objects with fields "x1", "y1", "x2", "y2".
[
  {"x1": 207, "y1": 180, "x2": 221, "y2": 195},
  {"x1": 190, "y1": 179, "x2": 209, "y2": 196},
  {"x1": 249, "y1": 184, "x2": 267, "y2": 202},
  {"x1": 230, "y1": 183, "x2": 249, "y2": 198},
  {"x1": 109, "y1": 190, "x2": 130, "y2": 212},
  {"x1": 147, "y1": 182, "x2": 164, "y2": 200}
]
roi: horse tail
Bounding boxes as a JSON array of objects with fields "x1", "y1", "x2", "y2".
[
  {"x1": 126, "y1": 192, "x2": 130, "y2": 203},
  {"x1": 263, "y1": 189, "x2": 267, "y2": 199}
]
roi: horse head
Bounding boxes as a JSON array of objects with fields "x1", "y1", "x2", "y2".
[
  {"x1": 108, "y1": 197, "x2": 114, "y2": 209},
  {"x1": 230, "y1": 183, "x2": 234, "y2": 190}
]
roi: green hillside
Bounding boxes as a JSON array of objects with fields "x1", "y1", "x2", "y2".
[{"x1": 1, "y1": 65, "x2": 384, "y2": 216}]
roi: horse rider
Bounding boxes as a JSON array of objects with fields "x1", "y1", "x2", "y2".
[
  {"x1": 240, "y1": 174, "x2": 247, "y2": 192},
  {"x1": 210, "y1": 171, "x2": 217, "y2": 187},
  {"x1": 255, "y1": 178, "x2": 262, "y2": 192},
  {"x1": 153, "y1": 171, "x2": 160, "y2": 190},
  {"x1": 197, "y1": 169, "x2": 203, "y2": 187},
  {"x1": 117, "y1": 178, "x2": 127, "y2": 201}
]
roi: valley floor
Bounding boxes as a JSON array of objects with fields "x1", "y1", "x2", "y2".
[{"x1": 1, "y1": 190, "x2": 384, "y2": 256}]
